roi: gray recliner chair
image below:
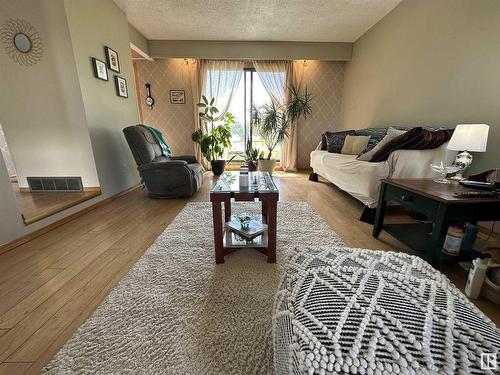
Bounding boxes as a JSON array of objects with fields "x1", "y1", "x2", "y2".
[{"x1": 123, "y1": 125, "x2": 204, "y2": 198}]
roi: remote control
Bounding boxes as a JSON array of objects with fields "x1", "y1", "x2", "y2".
[
  {"x1": 459, "y1": 180, "x2": 494, "y2": 190},
  {"x1": 453, "y1": 191, "x2": 499, "y2": 198}
]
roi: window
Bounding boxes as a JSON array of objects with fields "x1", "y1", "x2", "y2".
[{"x1": 224, "y1": 69, "x2": 280, "y2": 160}]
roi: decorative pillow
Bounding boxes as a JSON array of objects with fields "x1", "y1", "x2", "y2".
[
  {"x1": 324, "y1": 130, "x2": 355, "y2": 153},
  {"x1": 387, "y1": 126, "x2": 408, "y2": 136},
  {"x1": 354, "y1": 127, "x2": 388, "y2": 151},
  {"x1": 369, "y1": 127, "x2": 426, "y2": 162},
  {"x1": 320, "y1": 134, "x2": 327, "y2": 150},
  {"x1": 412, "y1": 128, "x2": 454, "y2": 149},
  {"x1": 368, "y1": 127, "x2": 453, "y2": 162},
  {"x1": 357, "y1": 128, "x2": 407, "y2": 161},
  {"x1": 341, "y1": 135, "x2": 371, "y2": 155}
]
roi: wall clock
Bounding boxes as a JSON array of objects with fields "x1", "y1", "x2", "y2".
[{"x1": 145, "y1": 83, "x2": 154, "y2": 109}]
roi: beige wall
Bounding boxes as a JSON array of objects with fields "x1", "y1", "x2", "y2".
[
  {"x1": 0, "y1": 0, "x2": 140, "y2": 246},
  {"x1": 0, "y1": 0, "x2": 103, "y2": 245},
  {"x1": 134, "y1": 59, "x2": 195, "y2": 155},
  {"x1": 340, "y1": 0, "x2": 500, "y2": 173},
  {"x1": 134, "y1": 59, "x2": 344, "y2": 166},
  {"x1": 128, "y1": 23, "x2": 149, "y2": 57},
  {"x1": 0, "y1": 0, "x2": 100, "y2": 189},
  {"x1": 149, "y1": 40, "x2": 352, "y2": 61},
  {"x1": 64, "y1": 0, "x2": 140, "y2": 196},
  {"x1": 297, "y1": 61, "x2": 345, "y2": 168}
]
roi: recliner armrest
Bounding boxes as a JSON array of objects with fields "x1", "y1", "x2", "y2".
[
  {"x1": 170, "y1": 155, "x2": 198, "y2": 164},
  {"x1": 138, "y1": 160, "x2": 187, "y2": 172}
]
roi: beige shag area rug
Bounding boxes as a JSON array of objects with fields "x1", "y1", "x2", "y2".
[{"x1": 42, "y1": 202, "x2": 344, "y2": 374}]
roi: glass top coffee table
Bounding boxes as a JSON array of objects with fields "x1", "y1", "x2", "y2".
[{"x1": 210, "y1": 171, "x2": 279, "y2": 264}]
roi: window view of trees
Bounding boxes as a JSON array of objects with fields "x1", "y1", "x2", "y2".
[{"x1": 223, "y1": 69, "x2": 280, "y2": 160}]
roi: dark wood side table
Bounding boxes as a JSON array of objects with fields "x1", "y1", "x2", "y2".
[
  {"x1": 210, "y1": 171, "x2": 279, "y2": 264},
  {"x1": 373, "y1": 178, "x2": 500, "y2": 265}
]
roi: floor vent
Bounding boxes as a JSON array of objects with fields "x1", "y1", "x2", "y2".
[{"x1": 27, "y1": 177, "x2": 83, "y2": 192}]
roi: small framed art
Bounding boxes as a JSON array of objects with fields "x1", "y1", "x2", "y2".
[
  {"x1": 105, "y1": 46, "x2": 120, "y2": 72},
  {"x1": 170, "y1": 90, "x2": 185, "y2": 104},
  {"x1": 92, "y1": 58, "x2": 108, "y2": 81},
  {"x1": 114, "y1": 76, "x2": 128, "y2": 98}
]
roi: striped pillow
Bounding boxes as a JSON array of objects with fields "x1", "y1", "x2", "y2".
[
  {"x1": 369, "y1": 127, "x2": 453, "y2": 162},
  {"x1": 414, "y1": 128, "x2": 454, "y2": 149}
]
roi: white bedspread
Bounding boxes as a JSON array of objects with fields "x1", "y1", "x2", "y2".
[{"x1": 310, "y1": 144, "x2": 453, "y2": 208}]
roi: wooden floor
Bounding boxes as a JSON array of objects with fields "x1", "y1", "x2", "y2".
[
  {"x1": 12, "y1": 183, "x2": 101, "y2": 225},
  {"x1": 0, "y1": 172, "x2": 498, "y2": 374}
]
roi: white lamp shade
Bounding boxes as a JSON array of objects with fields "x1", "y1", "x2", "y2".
[{"x1": 447, "y1": 124, "x2": 489, "y2": 152}]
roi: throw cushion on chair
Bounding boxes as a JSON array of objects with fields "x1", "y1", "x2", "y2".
[
  {"x1": 324, "y1": 130, "x2": 355, "y2": 153},
  {"x1": 341, "y1": 135, "x2": 371, "y2": 155}
]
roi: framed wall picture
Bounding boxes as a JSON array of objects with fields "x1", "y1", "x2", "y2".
[
  {"x1": 170, "y1": 90, "x2": 185, "y2": 104},
  {"x1": 114, "y1": 76, "x2": 128, "y2": 98},
  {"x1": 105, "y1": 46, "x2": 120, "y2": 72},
  {"x1": 92, "y1": 57, "x2": 108, "y2": 81}
]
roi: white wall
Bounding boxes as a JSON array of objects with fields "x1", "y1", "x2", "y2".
[
  {"x1": 340, "y1": 0, "x2": 500, "y2": 174},
  {"x1": 0, "y1": 0, "x2": 100, "y2": 189}
]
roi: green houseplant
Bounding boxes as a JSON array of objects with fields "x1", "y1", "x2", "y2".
[
  {"x1": 243, "y1": 139, "x2": 259, "y2": 171},
  {"x1": 192, "y1": 95, "x2": 234, "y2": 175},
  {"x1": 253, "y1": 85, "x2": 312, "y2": 175}
]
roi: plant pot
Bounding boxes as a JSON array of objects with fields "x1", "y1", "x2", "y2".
[
  {"x1": 258, "y1": 159, "x2": 277, "y2": 176},
  {"x1": 210, "y1": 160, "x2": 226, "y2": 176},
  {"x1": 247, "y1": 161, "x2": 258, "y2": 172}
]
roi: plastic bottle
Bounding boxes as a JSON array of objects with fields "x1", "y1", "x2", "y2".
[
  {"x1": 465, "y1": 257, "x2": 490, "y2": 299},
  {"x1": 442, "y1": 226, "x2": 464, "y2": 256}
]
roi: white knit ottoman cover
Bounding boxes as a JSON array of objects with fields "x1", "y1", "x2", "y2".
[{"x1": 273, "y1": 246, "x2": 500, "y2": 375}]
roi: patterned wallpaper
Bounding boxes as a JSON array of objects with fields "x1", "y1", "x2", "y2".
[
  {"x1": 134, "y1": 59, "x2": 195, "y2": 155},
  {"x1": 134, "y1": 59, "x2": 345, "y2": 167},
  {"x1": 296, "y1": 61, "x2": 345, "y2": 168}
]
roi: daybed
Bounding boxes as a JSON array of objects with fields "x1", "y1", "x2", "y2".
[{"x1": 310, "y1": 127, "x2": 455, "y2": 220}]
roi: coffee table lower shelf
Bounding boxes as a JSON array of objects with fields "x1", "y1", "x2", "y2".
[
  {"x1": 384, "y1": 223, "x2": 479, "y2": 263},
  {"x1": 223, "y1": 228, "x2": 268, "y2": 249}
]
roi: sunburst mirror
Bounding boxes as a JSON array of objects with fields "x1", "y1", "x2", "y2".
[{"x1": 0, "y1": 18, "x2": 43, "y2": 66}]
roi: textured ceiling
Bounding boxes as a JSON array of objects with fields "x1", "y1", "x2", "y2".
[{"x1": 114, "y1": 0, "x2": 402, "y2": 42}]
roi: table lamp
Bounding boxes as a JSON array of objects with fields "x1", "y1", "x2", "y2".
[{"x1": 447, "y1": 124, "x2": 489, "y2": 180}]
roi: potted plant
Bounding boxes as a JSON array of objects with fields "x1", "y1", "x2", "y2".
[
  {"x1": 252, "y1": 85, "x2": 312, "y2": 175},
  {"x1": 192, "y1": 96, "x2": 234, "y2": 175},
  {"x1": 243, "y1": 139, "x2": 259, "y2": 171}
]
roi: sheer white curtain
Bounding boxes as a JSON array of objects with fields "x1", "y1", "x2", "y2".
[
  {"x1": 188, "y1": 59, "x2": 244, "y2": 168},
  {"x1": 253, "y1": 60, "x2": 297, "y2": 171},
  {"x1": 201, "y1": 60, "x2": 244, "y2": 122},
  {"x1": 187, "y1": 59, "x2": 208, "y2": 168}
]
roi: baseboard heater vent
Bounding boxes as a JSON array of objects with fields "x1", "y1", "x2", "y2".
[{"x1": 27, "y1": 177, "x2": 83, "y2": 192}]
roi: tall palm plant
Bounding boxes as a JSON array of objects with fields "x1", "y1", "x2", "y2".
[{"x1": 252, "y1": 85, "x2": 312, "y2": 160}]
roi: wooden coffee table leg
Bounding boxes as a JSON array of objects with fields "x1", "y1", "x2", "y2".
[
  {"x1": 224, "y1": 198, "x2": 231, "y2": 222},
  {"x1": 262, "y1": 200, "x2": 268, "y2": 224},
  {"x1": 212, "y1": 200, "x2": 225, "y2": 264},
  {"x1": 266, "y1": 198, "x2": 277, "y2": 263}
]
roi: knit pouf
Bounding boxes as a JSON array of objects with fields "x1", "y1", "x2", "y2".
[{"x1": 273, "y1": 246, "x2": 500, "y2": 375}]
